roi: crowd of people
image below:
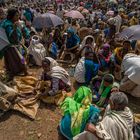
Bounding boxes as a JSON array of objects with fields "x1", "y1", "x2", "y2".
[{"x1": 0, "y1": 0, "x2": 140, "y2": 140}]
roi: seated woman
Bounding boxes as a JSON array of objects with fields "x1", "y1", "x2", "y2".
[
  {"x1": 98, "y1": 43, "x2": 112, "y2": 72},
  {"x1": 120, "y1": 53, "x2": 140, "y2": 97},
  {"x1": 66, "y1": 28, "x2": 80, "y2": 52},
  {"x1": 91, "y1": 74, "x2": 115, "y2": 108},
  {"x1": 59, "y1": 28, "x2": 80, "y2": 61},
  {"x1": 0, "y1": 8, "x2": 29, "y2": 81},
  {"x1": 110, "y1": 41, "x2": 131, "y2": 81},
  {"x1": 53, "y1": 28, "x2": 63, "y2": 50},
  {"x1": 59, "y1": 86, "x2": 100, "y2": 140},
  {"x1": 40, "y1": 57, "x2": 71, "y2": 96},
  {"x1": 78, "y1": 35, "x2": 95, "y2": 57},
  {"x1": 74, "y1": 92, "x2": 134, "y2": 140},
  {"x1": 74, "y1": 51, "x2": 100, "y2": 86}
]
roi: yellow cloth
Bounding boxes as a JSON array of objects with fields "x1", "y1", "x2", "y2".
[
  {"x1": 134, "y1": 114, "x2": 140, "y2": 123},
  {"x1": 129, "y1": 17, "x2": 139, "y2": 26},
  {"x1": 39, "y1": 81, "x2": 72, "y2": 105}
]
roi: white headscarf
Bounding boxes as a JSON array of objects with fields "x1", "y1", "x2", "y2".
[
  {"x1": 44, "y1": 57, "x2": 58, "y2": 70},
  {"x1": 80, "y1": 35, "x2": 96, "y2": 56},
  {"x1": 80, "y1": 35, "x2": 95, "y2": 49},
  {"x1": 44, "y1": 57, "x2": 71, "y2": 86}
]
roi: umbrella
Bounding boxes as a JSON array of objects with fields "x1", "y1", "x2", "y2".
[
  {"x1": 64, "y1": 10, "x2": 84, "y2": 19},
  {"x1": 33, "y1": 13, "x2": 64, "y2": 29},
  {"x1": 0, "y1": 28, "x2": 10, "y2": 51},
  {"x1": 118, "y1": 25, "x2": 140, "y2": 40}
]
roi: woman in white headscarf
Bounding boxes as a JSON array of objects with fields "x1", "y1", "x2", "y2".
[
  {"x1": 41, "y1": 57, "x2": 71, "y2": 96},
  {"x1": 78, "y1": 35, "x2": 96, "y2": 57}
]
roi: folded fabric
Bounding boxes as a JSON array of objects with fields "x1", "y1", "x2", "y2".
[{"x1": 13, "y1": 76, "x2": 40, "y2": 119}]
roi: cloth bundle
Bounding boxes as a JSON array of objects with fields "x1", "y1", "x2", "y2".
[
  {"x1": 13, "y1": 76, "x2": 40, "y2": 119},
  {"x1": 28, "y1": 35, "x2": 46, "y2": 66}
]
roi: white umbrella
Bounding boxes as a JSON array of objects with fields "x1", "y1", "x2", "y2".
[{"x1": 0, "y1": 28, "x2": 10, "y2": 51}]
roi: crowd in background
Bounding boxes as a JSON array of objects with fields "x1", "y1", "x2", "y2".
[{"x1": 0, "y1": 0, "x2": 140, "y2": 140}]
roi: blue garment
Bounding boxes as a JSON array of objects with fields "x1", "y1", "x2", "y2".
[
  {"x1": 104, "y1": 28, "x2": 110, "y2": 38},
  {"x1": 22, "y1": 26, "x2": 30, "y2": 39},
  {"x1": 85, "y1": 59, "x2": 99, "y2": 84},
  {"x1": 66, "y1": 28, "x2": 80, "y2": 49},
  {"x1": 50, "y1": 42, "x2": 58, "y2": 58},
  {"x1": 24, "y1": 9, "x2": 33, "y2": 22},
  {"x1": 1, "y1": 19, "x2": 22, "y2": 44},
  {"x1": 100, "y1": 58, "x2": 109, "y2": 68},
  {"x1": 84, "y1": 2, "x2": 92, "y2": 9},
  {"x1": 130, "y1": 40, "x2": 136, "y2": 50}
]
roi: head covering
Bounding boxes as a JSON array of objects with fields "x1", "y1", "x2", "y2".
[
  {"x1": 31, "y1": 35, "x2": 40, "y2": 45},
  {"x1": 60, "y1": 86, "x2": 100, "y2": 139},
  {"x1": 81, "y1": 35, "x2": 95, "y2": 49},
  {"x1": 44, "y1": 57, "x2": 58, "y2": 70},
  {"x1": 67, "y1": 27, "x2": 75, "y2": 35},
  {"x1": 66, "y1": 28, "x2": 80, "y2": 49},
  {"x1": 102, "y1": 43, "x2": 110, "y2": 50},
  {"x1": 51, "y1": 66, "x2": 71, "y2": 86},
  {"x1": 108, "y1": 18, "x2": 116, "y2": 25}
]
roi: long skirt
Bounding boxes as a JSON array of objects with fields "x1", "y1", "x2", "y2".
[{"x1": 4, "y1": 47, "x2": 26, "y2": 76}]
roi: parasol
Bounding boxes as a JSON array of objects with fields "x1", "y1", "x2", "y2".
[
  {"x1": 33, "y1": 13, "x2": 64, "y2": 29},
  {"x1": 118, "y1": 25, "x2": 140, "y2": 40},
  {"x1": 64, "y1": 10, "x2": 84, "y2": 19},
  {"x1": 0, "y1": 28, "x2": 10, "y2": 51}
]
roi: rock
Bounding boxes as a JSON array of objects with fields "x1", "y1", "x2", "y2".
[
  {"x1": 28, "y1": 131, "x2": 35, "y2": 135},
  {"x1": 37, "y1": 133, "x2": 42, "y2": 138},
  {"x1": 19, "y1": 130, "x2": 24, "y2": 136},
  {"x1": 36, "y1": 117, "x2": 41, "y2": 121}
]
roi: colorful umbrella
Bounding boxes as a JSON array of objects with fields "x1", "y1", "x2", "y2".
[
  {"x1": 33, "y1": 13, "x2": 64, "y2": 29},
  {"x1": 64, "y1": 10, "x2": 84, "y2": 19}
]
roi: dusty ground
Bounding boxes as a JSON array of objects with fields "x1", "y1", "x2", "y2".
[{"x1": 0, "y1": 60, "x2": 139, "y2": 140}]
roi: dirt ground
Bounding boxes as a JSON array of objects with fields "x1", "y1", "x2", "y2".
[{"x1": 0, "y1": 60, "x2": 139, "y2": 140}]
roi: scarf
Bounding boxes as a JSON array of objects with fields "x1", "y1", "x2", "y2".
[
  {"x1": 44, "y1": 57, "x2": 58, "y2": 69},
  {"x1": 60, "y1": 86, "x2": 100, "y2": 139},
  {"x1": 66, "y1": 28, "x2": 80, "y2": 49},
  {"x1": 85, "y1": 59, "x2": 99, "y2": 84},
  {"x1": 96, "y1": 75, "x2": 114, "y2": 107},
  {"x1": 80, "y1": 35, "x2": 95, "y2": 49},
  {"x1": 51, "y1": 66, "x2": 71, "y2": 86}
]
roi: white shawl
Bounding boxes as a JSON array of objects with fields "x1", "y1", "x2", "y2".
[
  {"x1": 45, "y1": 57, "x2": 58, "y2": 69},
  {"x1": 121, "y1": 53, "x2": 140, "y2": 85},
  {"x1": 50, "y1": 66, "x2": 71, "y2": 86},
  {"x1": 80, "y1": 35, "x2": 96, "y2": 56},
  {"x1": 74, "y1": 106, "x2": 134, "y2": 140}
]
